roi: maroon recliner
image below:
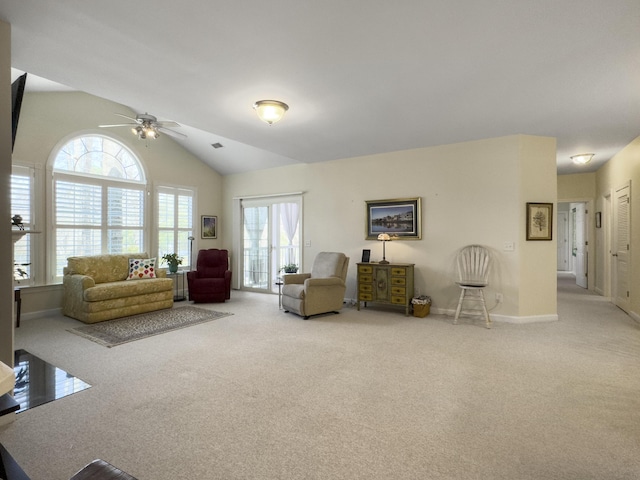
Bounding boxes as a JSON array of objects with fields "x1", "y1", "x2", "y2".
[{"x1": 187, "y1": 249, "x2": 232, "y2": 303}]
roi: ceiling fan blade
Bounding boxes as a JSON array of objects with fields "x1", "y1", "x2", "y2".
[
  {"x1": 114, "y1": 113, "x2": 140, "y2": 123},
  {"x1": 158, "y1": 127, "x2": 187, "y2": 139},
  {"x1": 157, "y1": 121, "x2": 180, "y2": 128},
  {"x1": 99, "y1": 123, "x2": 137, "y2": 128}
]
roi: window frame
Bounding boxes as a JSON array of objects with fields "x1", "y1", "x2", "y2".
[
  {"x1": 11, "y1": 164, "x2": 35, "y2": 286},
  {"x1": 156, "y1": 185, "x2": 196, "y2": 271},
  {"x1": 49, "y1": 134, "x2": 148, "y2": 282}
]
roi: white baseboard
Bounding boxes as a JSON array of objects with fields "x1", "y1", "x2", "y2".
[
  {"x1": 431, "y1": 307, "x2": 558, "y2": 324},
  {"x1": 19, "y1": 308, "x2": 62, "y2": 322}
]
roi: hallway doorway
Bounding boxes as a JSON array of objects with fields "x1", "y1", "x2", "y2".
[{"x1": 557, "y1": 202, "x2": 588, "y2": 289}]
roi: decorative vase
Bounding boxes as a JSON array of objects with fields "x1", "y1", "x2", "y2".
[{"x1": 169, "y1": 263, "x2": 179, "y2": 273}]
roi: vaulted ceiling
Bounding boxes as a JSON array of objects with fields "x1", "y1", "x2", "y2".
[{"x1": 3, "y1": 1, "x2": 640, "y2": 175}]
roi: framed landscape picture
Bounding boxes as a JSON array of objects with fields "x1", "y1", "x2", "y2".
[
  {"x1": 526, "y1": 203, "x2": 553, "y2": 240},
  {"x1": 201, "y1": 215, "x2": 217, "y2": 239},
  {"x1": 366, "y1": 197, "x2": 421, "y2": 240}
]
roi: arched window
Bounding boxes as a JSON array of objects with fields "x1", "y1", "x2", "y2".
[{"x1": 51, "y1": 135, "x2": 147, "y2": 278}]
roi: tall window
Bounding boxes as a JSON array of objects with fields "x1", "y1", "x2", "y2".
[
  {"x1": 52, "y1": 135, "x2": 146, "y2": 278},
  {"x1": 11, "y1": 165, "x2": 34, "y2": 285},
  {"x1": 157, "y1": 186, "x2": 194, "y2": 270}
]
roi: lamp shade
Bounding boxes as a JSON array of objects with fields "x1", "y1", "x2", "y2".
[
  {"x1": 570, "y1": 153, "x2": 594, "y2": 165},
  {"x1": 253, "y1": 100, "x2": 289, "y2": 125},
  {"x1": 377, "y1": 233, "x2": 391, "y2": 241}
]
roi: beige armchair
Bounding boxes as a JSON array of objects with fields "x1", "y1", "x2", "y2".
[{"x1": 282, "y1": 252, "x2": 349, "y2": 319}]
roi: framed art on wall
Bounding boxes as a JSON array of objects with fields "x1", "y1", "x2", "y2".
[
  {"x1": 365, "y1": 197, "x2": 421, "y2": 240},
  {"x1": 526, "y1": 203, "x2": 553, "y2": 240},
  {"x1": 201, "y1": 215, "x2": 217, "y2": 239}
]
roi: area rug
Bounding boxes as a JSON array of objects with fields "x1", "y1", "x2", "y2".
[{"x1": 68, "y1": 306, "x2": 233, "y2": 348}]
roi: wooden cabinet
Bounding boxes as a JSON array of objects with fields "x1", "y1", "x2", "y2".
[{"x1": 356, "y1": 262, "x2": 415, "y2": 315}]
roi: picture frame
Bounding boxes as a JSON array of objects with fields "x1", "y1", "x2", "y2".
[
  {"x1": 595, "y1": 211, "x2": 602, "y2": 228},
  {"x1": 201, "y1": 215, "x2": 217, "y2": 239},
  {"x1": 361, "y1": 249, "x2": 371, "y2": 263},
  {"x1": 526, "y1": 203, "x2": 553, "y2": 241},
  {"x1": 366, "y1": 197, "x2": 421, "y2": 240}
]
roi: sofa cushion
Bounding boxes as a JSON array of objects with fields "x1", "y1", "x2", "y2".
[
  {"x1": 84, "y1": 278, "x2": 172, "y2": 302},
  {"x1": 66, "y1": 253, "x2": 148, "y2": 284},
  {"x1": 127, "y1": 257, "x2": 157, "y2": 280}
]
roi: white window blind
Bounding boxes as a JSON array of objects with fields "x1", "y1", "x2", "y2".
[
  {"x1": 157, "y1": 187, "x2": 194, "y2": 269},
  {"x1": 11, "y1": 166, "x2": 33, "y2": 284},
  {"x1": 52, "y1": 135, "x2": 146, "y2": 279}
]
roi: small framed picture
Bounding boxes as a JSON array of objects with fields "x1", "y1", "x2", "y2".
[
  {"x1": 361, "y1": 249, "x2": 371, "y2": 263},
  {"x1": 526, "y1": 203, "x2": 553, "y2": 241},
  {"x1": 595, "y1": 211, "x2": 602, "y2": 228},
  {"x1": 201, "y1": 215, "x2": 217, "y2": 239}
]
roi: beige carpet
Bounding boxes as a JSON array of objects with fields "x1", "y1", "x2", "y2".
[{"x1": 1, "y1": 281, "x2": 639, "y2": 479}]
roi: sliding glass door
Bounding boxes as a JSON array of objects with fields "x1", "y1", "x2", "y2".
[
  {"x1": 241, "y1": 195, "x2": 301, "y2": 293},
  {"x1": 242, "y1": 204, "x2": 270, "y2": 291}
]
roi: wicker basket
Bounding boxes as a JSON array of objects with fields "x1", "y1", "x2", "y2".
[{"x1": 413, "y1": 303, "x2": 430, "y2": 318}]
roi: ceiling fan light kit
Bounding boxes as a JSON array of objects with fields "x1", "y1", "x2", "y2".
[
  {"x1": 570, "y1": 153, "x2": 595, "y2": 165},
  {"x1": 253, "y1": 100, "x2": 289, "y2": 125}
]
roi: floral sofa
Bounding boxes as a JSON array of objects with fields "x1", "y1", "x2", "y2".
[{"x1": 62, "y1": 253, "x2": 173, "y2": 324}]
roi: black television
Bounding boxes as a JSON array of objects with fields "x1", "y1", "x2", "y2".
[{"x1": 11, "y1": 72, "x2": 27, "y2": 152}]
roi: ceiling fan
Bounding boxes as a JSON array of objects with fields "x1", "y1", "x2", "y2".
[{"x1": 99, "y1": 113, "x2": 186, "y2": 140}]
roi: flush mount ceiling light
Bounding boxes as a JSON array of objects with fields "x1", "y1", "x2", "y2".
[
  {"x1": 570, "y1": 153, "x2": 595, "y2": 165},
  {"x1": 253, "y1": 100, "x2": 289, "y2": 125}
]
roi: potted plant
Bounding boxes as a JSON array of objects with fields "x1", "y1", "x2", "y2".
[
  {"x1": 280, "y1": 263, "x2": 298, "y2": 274},
  {"x1": 161, "y1": 253, "x2": 182, "y2": 273}
]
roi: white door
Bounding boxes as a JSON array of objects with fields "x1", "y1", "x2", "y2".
[
  {"x1": 242, "y1": 204, "x2": 271, "y2": 292},
  {"x1": 240, "y1": 195, "x2": 302, "y2": 293},
  {"x1": 557, "y1": 211, "x2": 569, "y2": 271},
  {"x1": 573, "y1": 203, "x2": 587, "y2": 288},
  {"x1": 613, "y1": 183, "x2": 630, "y2": 312}
]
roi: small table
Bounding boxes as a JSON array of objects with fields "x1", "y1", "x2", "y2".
[
  {"x1": 275, "y1": 278, "x2": 283, "y2": 309},
  {"x1": 167, "y1": 271, "x2": 186, "y2": 302},
  {"x1": 14, "y1": 288, "x2": 21, "y2": 328}
]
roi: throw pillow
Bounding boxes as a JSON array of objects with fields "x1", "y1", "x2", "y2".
[{"x1": 127, "y1": 257, "x2": 157, "y2": 280}]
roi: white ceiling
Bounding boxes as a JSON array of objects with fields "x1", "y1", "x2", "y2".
[{"x1": 3, "y1": 1, "x2": 640, "y2": 176}]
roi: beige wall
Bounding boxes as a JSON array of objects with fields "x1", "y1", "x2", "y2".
[
  {"x1": 1, "y1": 20, "x2": 13, "y2": 366},
  {"x1": 595, "y1": 135, "x2": 640, "y2": 318},
  {"x1": 558, "y1": 173, "x2": 596, "y2": 200},
  {"x1": 223, "y1": 134, "x2": 558, "y2": 322},
  {"x1": 11, "y1": 91, "x2": 224, "y2": 315},
  {"x1": 519, "y1": 135, "x2": 558, "y2": 317}
]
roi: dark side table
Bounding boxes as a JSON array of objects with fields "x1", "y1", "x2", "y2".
[
  {"x1": 14, "y1": 288, "x2": 21, "y2": 328},
  {"x1": 167, "y1": 271, "x2": 186, "y2": 302}
]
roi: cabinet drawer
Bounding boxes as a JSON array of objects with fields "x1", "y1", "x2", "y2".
[
  {"x1": 359, "y1": 284, "x2": 373, "y2": 293},
  {"x1": 391, "y1": 267, "x2": 406, "y2": 276},
  {"x1": 359, "y1": 275, "x2": 373, "y2": 283},
  {"x1": 391, "y1": 296, "x2": 406, "y2": 305},
  {"x1": 359, "y1": 293, "x2": 373, "y2": 301},
  {"x1": 390, "y1": 277, "x2": 406, "y2": 286},
  {"x1": 391, "y1": 286, "x2": 406, "y2": 296},
  {"x1": 358, "y1": 265, "x2": 373, "y2": 274}
]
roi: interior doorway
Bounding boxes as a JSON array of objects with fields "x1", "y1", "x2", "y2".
[{"x1": 557, "y1": 201, "x2": 588, "y2": 288}]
